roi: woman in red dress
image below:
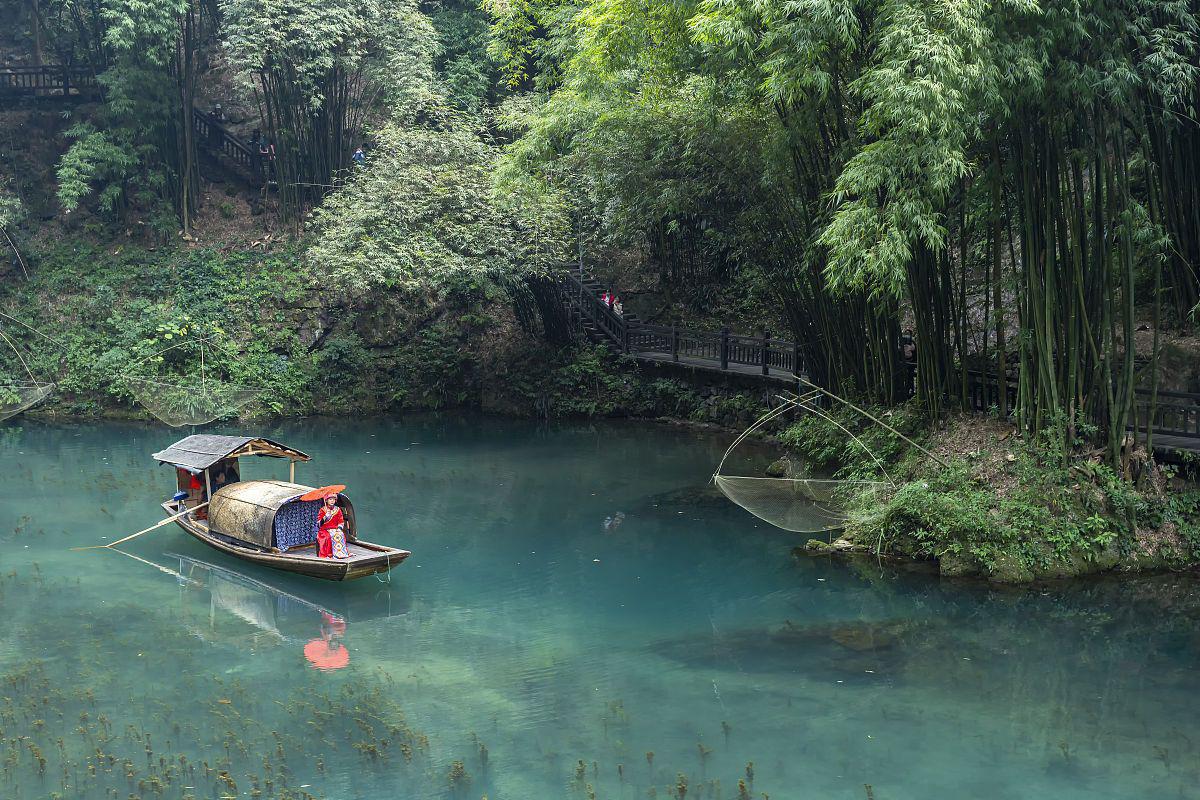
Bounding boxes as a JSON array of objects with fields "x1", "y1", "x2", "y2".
[{"x1": 316, "y1": 493, "x2": 348, "y2": 558}]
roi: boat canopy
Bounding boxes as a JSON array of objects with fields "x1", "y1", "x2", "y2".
[
  {"x1": 152, "y1": 434, "x2": 310, "y2": 472},
  {"x1": 207, "y1": 479, "x2": 356, "y2": 551}
]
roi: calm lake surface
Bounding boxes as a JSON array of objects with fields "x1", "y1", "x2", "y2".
[{"x1": 0, "y1": 416, "x2": 1197, "y2": 800}]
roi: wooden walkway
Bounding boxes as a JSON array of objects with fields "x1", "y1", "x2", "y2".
[
  {"x1": 0, "y1": 65, "x2": 100, "y2": 99},
  {"x1": 560, "y1": 270, "x2": 1200, "y2": 457},
  {"x1": 5, "y1": 66, "x2": 267, "y2": 185}
]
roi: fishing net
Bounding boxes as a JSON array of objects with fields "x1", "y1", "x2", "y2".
[
  {"x1": 714, "y1": 475, "x2": 885, "y2": 533},
  {"x1": 712, "y1": 389, "x2": 893, "y2": 534},
  {"x1": 125, "y1": 376, "x2": 259, "y2": 427},
  {"x1": 0, "y1": 383, "x2": 54, "y2": 422},
  {"x1": 0, "y1": 314, "x2": 57, "y2": 421}
]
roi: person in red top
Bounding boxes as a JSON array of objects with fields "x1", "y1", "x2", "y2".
[{"x1": 316, "y1": 493, "x2": 349, "y2": 558}]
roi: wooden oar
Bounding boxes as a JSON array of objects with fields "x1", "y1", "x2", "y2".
[{"x1": 71, "y1": 503, "x2": 207, "y2": 552}]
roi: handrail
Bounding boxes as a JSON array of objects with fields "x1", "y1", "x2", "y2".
[
  {"x1": 558, "y1": 267, "x2": 1200, "y2": 443},
  {"x1": 0, "y1": 65, "x2": 99, "y2": 98},
  {"x1": 193, "y1": 108, "x2": 264, "y2": 181}
]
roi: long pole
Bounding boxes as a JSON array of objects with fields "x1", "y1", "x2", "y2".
[
  {"x1": 796, "y1": 376, "x2": 951, "y2": 469},
  {"x1": 70, "y1": 503, "x2": 207, "y2": 551}
]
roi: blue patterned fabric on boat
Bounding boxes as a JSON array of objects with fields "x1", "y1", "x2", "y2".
[{"x1": 273, "y1": 499, "x2": 321, "y2": 550}]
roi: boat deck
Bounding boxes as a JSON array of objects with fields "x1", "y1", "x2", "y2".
[{"x1": 177, "y1": 506, "x2": 398, "y2": 564}]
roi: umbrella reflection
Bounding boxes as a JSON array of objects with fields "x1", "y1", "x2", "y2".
[{"x1": 304, "y1": 612, "x2": 350, "y2": 670}]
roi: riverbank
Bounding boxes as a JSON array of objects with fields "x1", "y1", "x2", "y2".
[
  {"x1": 779, "y1": 406, "x2": 1200, "y2": 582},
  {"x1": 5, "y1": 243, "x2": 1199, "y2": 584},
  {"x1": 1, "y1": 240, "x2": 777, "y2": 427}
]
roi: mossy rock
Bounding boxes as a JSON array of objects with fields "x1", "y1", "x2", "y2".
[
  {"x1": 1120, "y1": 543, "x2": 1182, "y2": 573},
  {"x1": 937, "y1": 551, "x2": 981, "y2": 578},
  {"x1": 765, "y1": 457, "x2": 791, "y2": 478},
  {"x1": 1031, "y1": 542, "x2": 1122, "y2": 580},
  {"x1": 986, "y1": 552, "x2": 1035, "y2": 584}
]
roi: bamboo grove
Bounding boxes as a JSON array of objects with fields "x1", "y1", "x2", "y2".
[
  {"x1": 14, "y1": 0, "x2": 1200, "y2": 468},
  {"x1": 495, "y1": 0, "x2": 1200, "y2": 465},
  {"x1": 26, "y1": 0, "x2": 425, "y2": 232}
]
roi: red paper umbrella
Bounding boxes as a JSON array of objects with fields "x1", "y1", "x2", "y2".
[
  {"x1": 299, "y1": 484, "x2": 346, "y2": 502},
  {"x1": 304, "y1": 638, "x2": 350, "y2": 671}
]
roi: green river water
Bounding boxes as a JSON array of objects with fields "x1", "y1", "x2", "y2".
[{"x1": 0, "y1": 416, "x2": 1197, "y2": 800}]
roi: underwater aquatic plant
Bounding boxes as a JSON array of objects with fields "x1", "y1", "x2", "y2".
[{"x1": 447, "y1": 759, "x2": 470, "y2": 789}]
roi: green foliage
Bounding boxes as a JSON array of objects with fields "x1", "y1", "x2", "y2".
[
  {"x1": 56, "y1": 124, "x2": 139, "y2": 214},
  {"x1": 544, "y1": 345, "x2": 639, "y2": 416},
  {"x1": 0, "y1": 242, "x2": 320, "y2": 418},
  {"x1": 820, "y1": 0, "x2": 988, "y2": 297},
  {"x1": 221, "y1": 0, "x2": 438, "y2": 219},
  {"x1": 221, "y1": 0, "x2": 434, "y2": 109},
  {"x1": 1165, "y1": 490, "x2": 1200, "y2": 557},
  {"x1": 390, "y1": 321, "x2": 477, "y2": 409},
  {"x1": 778, "y1": 404, "x2": 1191, "y2": 579},
  {"x1": 482, "y1": 0, "x2": 578, "y2": 90},
  {"x1": 309, "y1": 117, "x2": 568, "y2": 299},
  {"x1": 493, "y1": 0, "x2": 1200, "y2": 461},
  {"x1": 778, "y1": 402, "x2": 926, "y2": 480},
  {"x1": 429, "y1": 0, "x2": 504, "y2": 114},
  {"x1": 0, "y1": 192, "x2": 24, "y2": 229}
]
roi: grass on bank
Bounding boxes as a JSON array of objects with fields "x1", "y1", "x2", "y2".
[
  {"x1": 780, "y1": 404, "x2": 1200, "y2": 581},
  {"x1": 0, "y1": 241, "x2": 776, "y2": 424}
]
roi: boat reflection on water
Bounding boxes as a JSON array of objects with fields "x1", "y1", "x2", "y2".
[{"x1": 163, "y1": 551, "x2": 410, "y2": 670}]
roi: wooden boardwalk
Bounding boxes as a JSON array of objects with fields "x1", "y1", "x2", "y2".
[
  {"x1": 0, "y1": 65, "x2": 100, "y2": 99},
  {"x1": 6, "y1": 66, "x2": 267, "y2": 185},
  {"x1": 560, "y1": 270, "x2": 1200, "y2": 457}
]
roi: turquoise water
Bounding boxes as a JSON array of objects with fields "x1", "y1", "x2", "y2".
[{"x1": 0, "y1": 416, "x2": 1198, "y2": 800}]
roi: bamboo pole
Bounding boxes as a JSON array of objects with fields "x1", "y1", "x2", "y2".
[
  {"x1": 70, "y1": 503, "x2": 207, "y2": 551},
  {"x1": 795, "y1": 376, "x2": 951, "y2": 469}
]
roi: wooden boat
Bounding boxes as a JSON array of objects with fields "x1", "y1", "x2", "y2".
[{"x1": 152, "y1": 434, "x2": 410, "y2": 581}]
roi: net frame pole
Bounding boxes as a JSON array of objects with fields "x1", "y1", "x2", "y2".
[
  {"x1": 795, "y1": 375, "x2": 949, "y2": 469},
  {"x1": 711, "y1": 390, "x2": 820, "y2": 480}
]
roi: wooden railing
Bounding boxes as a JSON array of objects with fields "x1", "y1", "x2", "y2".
[
  {"x1": 1132, "y1": 389, "x2": 1200, "y2": 438},
  {"x1": 192, "y1": 108, "x2": 264, "y2": 181},
  {"x1": 561, "y1": 269, "x2": 1200, "y2": 447},
  {"x1": 0, "y1": 65, "x2": 99, "y2": 98},
  {"x1": 4, "y1": 68, "x2": 264, "y2": 184},
  {"x1": 962, "y1": 368, "x2": 1200, "y2": 440},
  {"x1": 562, "y1": 271, "x2": 804, "y2": 381}
]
